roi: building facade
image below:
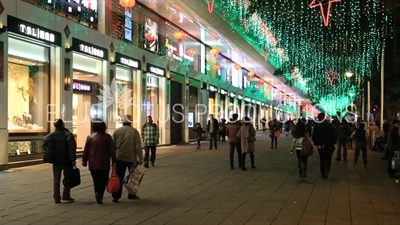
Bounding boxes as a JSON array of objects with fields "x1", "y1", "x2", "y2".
[{"x1": 0, "y1": 0, "x2": 300, "y2": 169}]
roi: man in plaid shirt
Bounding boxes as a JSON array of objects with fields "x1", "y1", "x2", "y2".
[{"x1": 142, "y1": 116, "x2": 159, "y2": 168}]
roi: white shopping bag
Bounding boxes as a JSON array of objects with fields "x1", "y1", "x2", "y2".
[{"x1": 123, "y1": 163, "x2": 145, "y2": 196}]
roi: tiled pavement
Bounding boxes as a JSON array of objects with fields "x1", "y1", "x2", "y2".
[{"x1": 0, "y1": 133, "x2": 399, "y2": 225}]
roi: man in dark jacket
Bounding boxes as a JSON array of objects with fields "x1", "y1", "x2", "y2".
[
  {"x1": 335, "y1": 121, "x2": 352, "y2": 161},
  {"x1": 312, "y1": 113, "x2": 337, "y2": 179},
  {"x1": 226, "y1": 114, "x2": 242, "y2": 169},
  {"x1": 207, "y1": 114, "x2": 219, "y2": 150},
  {"x1": 42, "y1": 119, "x2": 77, "y2": 204},
  {"x1": 387, "y1": 120, "x2": 400, "y2": 178}
]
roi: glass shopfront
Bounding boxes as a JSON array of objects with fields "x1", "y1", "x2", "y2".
[
  {"x1": 71, "y1": 38, "x2": 108, "y2": 149},
  {"x1": 188, "y1": 84, "x2": 199, "y2": 139},
  {"x1": 237, "y1": 94, "x2": 244, "y2": 118},
  {"x1": 145, "y1": 64, "x2": 166, "y2": 126},
  {"x1": 228, "y1": 92, "x2": 236, "y2": 119},
  {"x1": 219, "y1": 88, "x2": 228, "y2": 120},
  {"x1": 208, "y1": 85, "x2": 218, "y2": 115},
  {"x1": 7, "y1": 16, "x2": 62, "y2": 156},
  {"x1": 114, "y1": 53, "x2": 141, "y2": 129}
]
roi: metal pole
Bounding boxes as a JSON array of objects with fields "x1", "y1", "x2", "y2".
[
  {"x1": 380, "y1": 42, "x2": 385, "y2": 131},
  {"x1": 367, "y1": 81, "x2": 371, "y2": 126}
]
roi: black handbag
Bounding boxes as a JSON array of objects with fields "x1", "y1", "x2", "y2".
[{"x1": 63, "y1": 166, "x2": 81, "y2": 189}]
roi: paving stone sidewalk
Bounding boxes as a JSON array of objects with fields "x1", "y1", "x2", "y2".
[{"x1": 0, "y1": 133, "x2": 399, "y2": 225}]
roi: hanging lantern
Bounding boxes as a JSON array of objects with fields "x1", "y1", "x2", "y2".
[
  {"x1": 173, "y1": 30, "x2": 186, "y2": 42},
  {"x1": 234, "y1": 64, "x2": 241, "y2": 70},
  {"x1": 119, "y1": 0, "x2": 136, "y2": 9},
  {"x1": 256, "y1": 83, "x2": 260, "y2": 89},
  {"x1": 145, "y1": 33, "x2": 155, "y2": 42},
  {"x1": 210, "y1": 48, "x2": 220, "y2": 57},
  {"x1": 186, "y1": 48, "x2": 196, "y2": 57},
  {"x1": 248, "y1": 71, "x2": 254, "y2": 77},
  {"x1": 213, "y1": 64, "x2": 221, "y2": 71}
]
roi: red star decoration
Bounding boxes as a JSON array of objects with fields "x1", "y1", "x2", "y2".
[
  {"x1": 309, "y1": 0, "x2": 341, "y2": 26},
  {"x1": 325, "y1": 69, "x2": 338, "y2": 86}
]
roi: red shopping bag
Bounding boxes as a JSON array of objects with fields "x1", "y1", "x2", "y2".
[{"x1": 107, "y1": 165, "x2": 120, "y2": 193}]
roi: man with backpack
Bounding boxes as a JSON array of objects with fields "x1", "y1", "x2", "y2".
[
  {"x1": 42, "y1": 119, "x2": 77, "y2": 204},
  {"x1": 312, "y1": 113, "x2": 337, "y2": 179}
]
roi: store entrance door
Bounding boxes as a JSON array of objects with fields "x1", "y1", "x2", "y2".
[
  {"x1": 72, "y1": 93, "x2": 97, "y2": 150},
  {"x1": 170, "y1": 81, "x2": 183, "y2": 144}
]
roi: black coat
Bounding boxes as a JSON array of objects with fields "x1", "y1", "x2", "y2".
[
  {"x1": 207, "y1": 118, "x2": 219, "y2": 134},
  {"x1": 312, "y1": 121, "x2": 337, "y2": 147},
  {"x1": 42, "y1": 128, "x2": 77, "y2": 165}
]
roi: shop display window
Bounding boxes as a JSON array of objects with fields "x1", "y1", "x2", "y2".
[
  {"x1": 8, "y1": 56, "x2": 49, "y2": 133},
  {"x1": 8, "y1": 140, "x2": 43, "y2": 155},
  {"x1": 146, "y1": 76, "x2": 159, "y2": 120},
  {"x1": 115, "y1": 68, "x2": 134, "y2": 129}
]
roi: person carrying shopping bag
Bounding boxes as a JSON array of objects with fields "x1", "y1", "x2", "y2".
[
  {"x1": 290, "y1": 122, "x2": 313, "y2": 179},
  {"x1": 112, "y1": 115, "x2": 143, "y2": 202},
  {"x1": 82, "y1": 121, "x2": 116, "y2": 204},
  {"x1": 237, "y1": 117, "x2": 256, "y2": 171}
]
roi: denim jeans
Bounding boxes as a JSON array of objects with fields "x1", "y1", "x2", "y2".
[
  {"x1": 144, "y1": 146, "x2": 157, "y2": 163},
  {"x1": 296, "y1": 150, "x2": 308, "y2": 175},
  {"x1": 354, "y1": 142, "x2": 367, "y2": 166},
  {"x1": 229, "y1": 142, "x2": 242, "y2": 168},
  {"x1": 318, "y1": 146, "x2": 334, "y2": 175}
]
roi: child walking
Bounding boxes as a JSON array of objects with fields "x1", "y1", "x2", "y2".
[
  {"x1": 193, "y1": 123, "x2": 205, "y2": 149},
  {"x1": 291, "y1": 122, "x2": 313, "y2": 179}
]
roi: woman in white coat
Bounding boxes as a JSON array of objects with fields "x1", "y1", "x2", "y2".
[{"x1": 237, "y1": 117, "x2": 256, "y2": 171}]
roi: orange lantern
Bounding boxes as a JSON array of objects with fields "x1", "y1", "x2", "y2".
[
  {"x1": 248, "y1": 71, "x2": 254, "y2": 77},
  {"x1": 119, "y1": 0, "x2": 136, "y2": 9},
  {"x1": 234, "y1": 64, "x2": 241, "y2": 70},
  {"x1": 186, "y1": 48, "x2": 196, "y2": 57},
  {"x1": 210, "y1": 48, "x2": 220, "y2": 57},
  {"x1": 174, "y1": 30, "x2": 186, "y2": 41},
  {"x1": 213, "y1": 64, "x2": 221, "y2": 70},
  {"x1": 145, "y1": 33, "x2": 155, "y2": 42}
]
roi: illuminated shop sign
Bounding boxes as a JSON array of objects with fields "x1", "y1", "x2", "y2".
[
  {"x1": 147, "y1": 64, "x2": 166, "y2": 77},
  {"x1": 237, "y1": 94, "x2": 243, "y2": 100},
  {"x1": 230, "y1": 92, "x2": 236, "y2": 98},
  {"x1": 209, "y1": 85, "x2": 218, "y2": 92},
  {"x1": 7, "y1": 16, "x2": 61, "y2": 46},
  {"x1": 73, "y1": 81, "x2": 92, "y2": 93},
  {"x1": 115, "y1": 53, "x2": 141, "y2": 70},
  {"x1": 244, "y1": 97, "x2": 251, "y2": 102},
  {"x1": 251, "y1": 99, "x2": 256, "y2": 103},
  {"x1": 220, "y1": 89, "x2": 228, "y2": 95},
  {"x1": 261, "y1": 103, "x2": 265, "y2": 106},
  {"x1": 72, "y1": 38, "x2": 108, "y2": 60},
  {"x1": 256, "y1": 101, "x2": 261, "y2": 105}
]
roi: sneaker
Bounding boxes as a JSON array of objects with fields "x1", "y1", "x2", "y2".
[{"x1": 61, "y1": 198, "x2": 74, "y2": 202}]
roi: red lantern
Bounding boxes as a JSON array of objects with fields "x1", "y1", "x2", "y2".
[
  {"x1": 213, "y1": 64, "x2": 221, "y2": 71},
  {"x1": 174, "y1": 30, "x2": 186, "y2": 41},
  {"x1": 145, "y1": 33, "x2": 155, "y2": 42},
  {"x1": 186, "y1": 48, "x2": 196, "y2": 57},
  {"x1": 210, "y1": 48, "x2": 220, "y2": 57},
  {"x1": 248, "y1": 71, "x2": 254, "y2": 77},
  {"x1": 119, "y1": 0, "x2": 136, "y2": 9},
  {"x1": 234, "y1": 64, "x2": 241, "y2": 70}
]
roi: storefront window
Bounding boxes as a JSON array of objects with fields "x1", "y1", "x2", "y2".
[
  {"x1": 208, "y1": 92, "x2": 216, "y2": 115},
  {"x1": 116, "y1": 67, "x2": 133, "y2": 128},
  {"x1": 146, "y1": 76, "x2": 159, "y2": 120},
  {"x1": 8, "y1": 39, "x2": 49, "y2": 133}
]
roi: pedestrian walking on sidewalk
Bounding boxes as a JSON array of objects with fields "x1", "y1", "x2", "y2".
[
  {"x1": 82, "y1": 121, "x2": 116, "y2": 204},
  {"x1": 269, "y1": 119, "x2": 280, "y2": 149},
  {"x1": 290, "y1": 122, "x2": 310, "y2": 178},
  {"x1": 226, "y1": 113, "x2": 243, "y2": 170},
  {"x1": 350, "y1": 123, "x2": 368, "y2": 168},
  {"x1": 237, "y1": 117, "x2": 256, "y2": 171},
  {"x1": 112, "y1": 115, "x2": 143, "y2": 202},
  {"x1": 193, "y1": 123, "x2": 205, "y2": 149},
  {"x1": 142, "y1": 116, "x2": 159, "y2": 168},
  {"x1": 312, "y1": 113, "x2": 337, "y2": 179},
  {"x1": 387, "y1": 120, "x2": 400, "y2": 178},
  {"x1": 42, "y1": 119, "x2": 77, "y2": 204},
  {"x1": 335, "y1": 121, "x2": 352, "y2": 162},
  {"x1": 207, "y1": 114, "x2": 219, "y2": 150}
]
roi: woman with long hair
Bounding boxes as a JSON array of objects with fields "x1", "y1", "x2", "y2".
[{"x1": 291, "y1": 122, "x2": 309, "y2": 178}]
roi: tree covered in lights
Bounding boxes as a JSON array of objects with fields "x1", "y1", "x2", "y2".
[{"x1": 207, "y1": 0, "x2": 391, "y2": 116}]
